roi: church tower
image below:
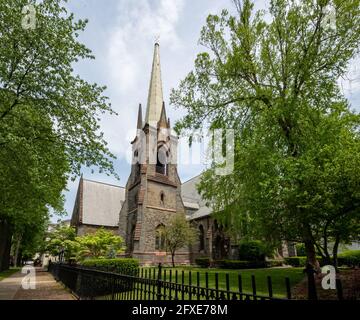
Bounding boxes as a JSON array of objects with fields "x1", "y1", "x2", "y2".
[{"x1": 119, "y1": 43, "x2": 188, "y2": 265}]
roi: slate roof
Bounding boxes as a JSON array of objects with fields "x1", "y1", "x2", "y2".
[
  {"x1": 77, "y1": 179, "x2": 125, "y2": 227},
  {"x1": 181, "y1": 174, "x2": 212, "y2": 220}
]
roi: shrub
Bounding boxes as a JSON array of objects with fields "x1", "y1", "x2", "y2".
[
  {"x1": 266, "y1": 259, "x2": 284, "y2": 267},
  {"x1": 337, "y1": 250, "x2": 360, "y2": 267},
  {"x1": 81, "y1": 258, "x2": 139, "y2": 275},
  {"x1": 284, "y1": 256, "x2": 307, "y2": 267},
  {"x1": 238, "y1": 240, "x2": 267, "y2": 262},
  {"x1": 215, "y1": 260, "x2": 266, "y2": 269},
  {"x1": 195, "y1": 257, "x2": 210, "y2": 268},
  {"x1": 295, "y1": 243, "x2": 306, "y2": 256},
  {"x1": 285, "y1": 256, "x2": 336, "y2": 267}
]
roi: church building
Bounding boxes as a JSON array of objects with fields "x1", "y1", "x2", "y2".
[{"x1": 71, "y1": 43, "x2": 296, "y2": 265}]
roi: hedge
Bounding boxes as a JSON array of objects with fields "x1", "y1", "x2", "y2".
[
  {"x1": 284, "y1": 256, "x2": 329, "y2": 267},
  {"x1": 238, "y1": 240, "x2": 267, "y2": 262},
  {"x1": 196, "y1": 250, "x2": 360, "y2": 269},
  {"x1": 266, "y1": 259, "x2": 284, "y2": 268},
  {"x1": 195, "y1": 258, "x2": 210, "y2": 268},
  {"x1": 215, "y1": 260, "x2": 267, "y2": 269},
  {"x1": 284, "y1": 256, "x2": 308, "y2": 267},
  {"x1": 337, "y1": 250, "x2": 360, "y2": 267},
  {"x1": 81, "y1": 258, "x2": 139, "y2": 275},
  {"x1": 295, "y1": 243, "x2": 306, "y2": 256}
]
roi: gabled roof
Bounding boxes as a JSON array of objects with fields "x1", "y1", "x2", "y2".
[
  {"x1": 75, "y1": 178, "x2": 125, "y2": 227},
  {"x1": 181, "y1": 174, "x2": 203, "y2": 204},
  {"x1": 181, "y1": 174, "x2": 212, "y2": 220}
]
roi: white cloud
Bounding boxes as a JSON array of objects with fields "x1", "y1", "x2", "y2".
[
  {"x1": 101, "y1": 0, "x2": 185, "y2": 159},
  {"x1": 339, "y1": 57, "x2": 360, "y2": 100}
]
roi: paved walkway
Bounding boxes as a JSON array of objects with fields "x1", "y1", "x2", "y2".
[{"x1": 0, "y1": 267, "x2": 75, "y2": 300}]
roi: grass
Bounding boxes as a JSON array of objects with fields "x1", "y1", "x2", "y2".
[
  {"x1": 0, "y1": 267, "x2": 21, "y2": 281},
  {"x1": 139, "y1": 266, "x2": 305, "y2": 298}
]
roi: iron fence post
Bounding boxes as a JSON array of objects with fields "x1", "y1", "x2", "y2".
[{"x1": 157, "y1": 263, "x2": 162, "y2": 300}]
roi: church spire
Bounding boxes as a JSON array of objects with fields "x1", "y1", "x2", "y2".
[
  {"x1": 145, "y1": 42, "x2": 164, "y2": 125},
  {"x1": 137, "y1": 103, "x2": 143, "y2": 129},
  {"x1": 158, "y1": 101, "x2": 168, "y2": 128}
]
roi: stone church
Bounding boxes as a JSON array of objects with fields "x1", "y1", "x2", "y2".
[{"x1": 71, "y1": 43, "x2": 296, "y2": 265}]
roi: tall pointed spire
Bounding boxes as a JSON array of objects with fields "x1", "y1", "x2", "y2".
[
  {"x1": 137, "y1": 103, "x2": 143, "y2": 129},
  {"x1": 158, "y1": 101, "x2": 167, "y2": 127},
  {"x1": 145, "y1": 43, "x2": 164, "y2": 125}
]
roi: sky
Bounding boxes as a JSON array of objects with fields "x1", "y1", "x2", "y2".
[{"x1": 54, "y1": 0, "x2": 360, "y2": 222}]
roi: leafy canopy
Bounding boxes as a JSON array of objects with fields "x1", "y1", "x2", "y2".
[
  {"x1": 165, "y1": 214, "x2": 198, "y2": 255},
  {"x1": 76, "y1": 228, "x2": 125, "y2": 259},
  {"x1": 45, "y1": 226, "x2": 125, "y2": 261},
  {"x1": 0, "y1": 0, "x2": 118, "y2": 268},
  {"x1": 170, "y1": 0, "x2": 360, "y2": 263}
]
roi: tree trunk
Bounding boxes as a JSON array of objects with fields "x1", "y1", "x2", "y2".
[
  {"x1": 304, "y1": 239, "x2": 320, "y2": 272},
  {"x1": 16, "y1": 249, "x2": 23, "y2": 267},
  {"x1": 171, "y1": 252, "x2": 175, "y2": 267},
  {"x1": 320, "y1": 244, "x2": 331, "y2": 266},
  {"x1": 332, "y1": 234, "x2": 340, "y2": 272},
  {"x1": 13, "y1": 234, "x2": 22, "y2": 268},
  {"x1": 0, "y1": 220, "x2": 13, "y2": 271},
  {"x1": 302, "y1": 223, "x2": 320, "y2": 272}
]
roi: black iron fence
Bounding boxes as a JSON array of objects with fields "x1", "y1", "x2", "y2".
[{"x1": 48, "y1": 262, "x2": 294, "y2": 300}]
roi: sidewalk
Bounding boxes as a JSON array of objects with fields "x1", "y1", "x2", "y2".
[{"x1": 0, "y1": 267, "x2": 75, "y2": 300}]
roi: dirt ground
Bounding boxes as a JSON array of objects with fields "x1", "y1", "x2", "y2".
[{"x1": 292, "y1": 268, "x2": 360, "y2": 300}]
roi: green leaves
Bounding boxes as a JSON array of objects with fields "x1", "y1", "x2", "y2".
[
  {"x1": 75, "y1": 228, "x2": 125, "y2": 260},
  {"x1": 0, "y1": 1, "x2": 118, "y2": 266},
  {"x1": 45, "y1": 226, "x2": 125, "y2": 261},
  {"x1": 0, "y1": 0, "x2": 117, "y2": 179},
  {"x1": 171, "y1": 0, "x2": 360, "y2": 261},
  {"x1": 165, "y1": 214, "x2": 198, "y2": 254}
]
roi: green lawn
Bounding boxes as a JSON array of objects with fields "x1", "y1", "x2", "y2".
[
  {"x1": 139, "y1": 267, "x2": 305, "y2": 298},
  {"x1": 0, "y1": 268, "x2": 21, "y2": 281}
]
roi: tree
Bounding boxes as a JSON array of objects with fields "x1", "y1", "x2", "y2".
[
  {"x1": 301, "y1": 110, "x2": 360, "y2": 268},
  {"x1": 0, "y1": 0, "x2": 118, "y2": 270},
  {"x1": 11, "y1": 207, "x2": 48, "y2": 266},
  {"x1": 165, "y1": 214, "x2": 197, "y2": 267},
  {"x1": 75, "y1": 228, "x2": 124, "y2": 260},
  {"x1": 45, "y1": 224, "x2": 79, "y2": 262},
  {"x1": 0, "y1": 0, "x2": 116, "y2": 175},
  {"x1": 0, "y1": 105, "x2": 68, "y2": 270},
  {"x1": 171, "y1": 0, "x2": 360, "y2": 269},
  {"x1": 45, "y1": 226, "x2": 125, "y2": 262}
]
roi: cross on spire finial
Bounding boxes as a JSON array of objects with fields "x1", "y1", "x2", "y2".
[{"x1": 155, "y1": 34, "x2": 160, "y2": 44}]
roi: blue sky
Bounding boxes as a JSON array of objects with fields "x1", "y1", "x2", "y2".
[{"x1": 54, "y1": 0, "x2": 360, "y2": 222}]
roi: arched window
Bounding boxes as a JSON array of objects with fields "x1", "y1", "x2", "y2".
[
  {"x1": 199, "y1": 225, "x2": 205, "y2": 251},
  {"x1": 155, "y1": 225, "x2": 166, "y2": 251}
]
